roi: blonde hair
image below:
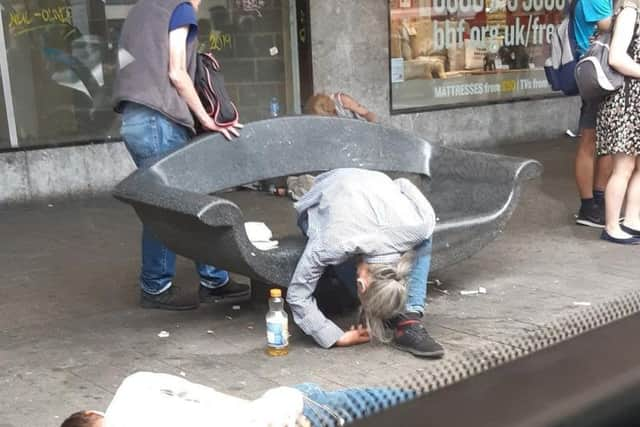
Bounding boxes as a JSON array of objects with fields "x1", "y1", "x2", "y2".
[
  {"x1": 359, "y1": 250, "x2": 416, "y2": 342},
  {"x1": 304, "y1": 93, "x2": 337, "y2": 116}
]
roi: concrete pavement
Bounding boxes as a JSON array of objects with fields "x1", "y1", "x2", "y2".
[{"x1": 1, "y1": 138, "x2": 638, "y2": 426}]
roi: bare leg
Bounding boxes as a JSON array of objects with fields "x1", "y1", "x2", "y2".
[
  {"x1": 575, "y1": 128, "x2": 597, "y2": 199},
  {"x1": 594, "y1": 154, "x2": 613, "y2": 193},
  {"x1": 605, "y1": 154, "x2": 635, "y2": 237},
  {"x1": 622, "y1": 156, "x2": 640, "y2": 230}
]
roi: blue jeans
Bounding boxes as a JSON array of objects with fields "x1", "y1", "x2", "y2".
[
  {"x1": 331, "y1": 239, "x2": 432, "y2": 315},
  {"x1": 405, "y1": 238, "x2": 432, "y2": 314},
  {"x1": 294, "y1": 383, "x2": 416, "y2": 426},
  {"x1": 120, "y1": 103, "x2": 229, "y2": 294}
]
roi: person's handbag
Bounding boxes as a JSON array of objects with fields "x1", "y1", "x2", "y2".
[
  {"x1": 574, "y1": 30, "x2": 625, "y2": 102},
  {"x1": 194, "y1": 52, "x2": 239, "y2": 132}
]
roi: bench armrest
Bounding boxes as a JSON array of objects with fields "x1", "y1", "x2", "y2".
[
  {"x1": 113, "y1": 169, "x2": 241, "y2": 227},
  {"x1": 431, "y1": 147, "x2": 543, "y2": 184}
]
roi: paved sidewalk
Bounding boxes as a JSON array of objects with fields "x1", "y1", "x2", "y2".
[{"x1": 1, "y1": 138, "x2": 638, "y2": 426}]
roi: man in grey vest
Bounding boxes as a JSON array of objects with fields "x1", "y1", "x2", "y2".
[{"x1": 113, "y1": 0, "x2": 246, "y2": 310}]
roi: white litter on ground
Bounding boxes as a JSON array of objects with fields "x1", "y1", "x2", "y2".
[
  {"x1": 269, "y1": 46, "x2": 279, "y2": 56},
  {"x1": 460, "y1": 287, "x2": 488, "y2": 296},
  {"x1": 225, "y1": 315, "x2": 233, "y2": 320},
  {"x1": 566, "y1": 129, "x2": 578, "y2": 138},
  {"x1": 573, "y1": 301, "x2": 592, "y2": 306},
  {"x1": 232, "y1": 305, "x2": 241, "y2": 310},
  {"x1": 207, "y1": 330, "x2": 215, "y2": 335},
  {"x1": 244, "y1": 222, "x2": 279, "y2": 250},
  {"x1": 157, "y1": 331, "x2": 170, "y2": 338}
]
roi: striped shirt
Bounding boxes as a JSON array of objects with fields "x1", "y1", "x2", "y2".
[{"x1": 286, "y1": 169, "x2": 436, "y2": 348}]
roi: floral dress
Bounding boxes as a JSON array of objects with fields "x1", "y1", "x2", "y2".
[{"x1": 597, "y1": 2, "x2": 640, "y2": 156}]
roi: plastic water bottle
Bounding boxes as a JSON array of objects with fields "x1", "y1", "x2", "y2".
[
  {"x1": 265, "y1": 288, "x2": 289, "y2": 356},
  {"x1": 269, "y1": 97, "x2": 280, "y2": 117}
]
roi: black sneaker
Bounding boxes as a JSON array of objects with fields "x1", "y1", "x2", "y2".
[
  {"x1": 391, "y1": 314, "x2": 445, "y2": 358},
  {"x1": 140, "y1": 285, "x2": 199, "y2": 311},
  {"x1": 576, "y1": 204, "x2": 605, "y2": 228},
  {"x1": 199, "y1": 280, "x2": 251, "y2": 303}
]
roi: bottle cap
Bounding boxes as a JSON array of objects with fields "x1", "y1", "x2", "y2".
[{"x1": 270, "y1": 288, "x2": 282, "y2": 298}]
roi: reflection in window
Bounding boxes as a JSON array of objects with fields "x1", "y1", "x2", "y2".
[
  {"x1": 389, "y1": 0, "x2": 564, "y2": 112},
  {"x1": 196, "y1": 0, "x2": 293, "y2": 122},
  {"x1": 2, "y1": 0, "x2": 293, "y2": 147},
  {"x1": 4, "y1": 0, "x2": 117, "y2": 146}
]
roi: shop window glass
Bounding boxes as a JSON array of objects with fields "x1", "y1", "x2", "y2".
[
  {"x1": 389, "y1": 0, "x2": 564, "y2": 112},
  {"x1": 0, "y1": 77, "x2": 9, "y2": 148},
  {"x1": 1, "y1": 0, "x2": 294, "y2": 147},
  {"x1": 197, "y1": 0, "x2": 294, "y2": 122}
]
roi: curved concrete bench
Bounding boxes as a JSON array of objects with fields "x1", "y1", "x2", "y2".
[{"x1": 114, "y1": 116, "x2": 542, "y2": 287}]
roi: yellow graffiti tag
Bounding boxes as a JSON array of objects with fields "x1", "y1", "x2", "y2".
[
  {"x1": 208, "y1": 32, "x2": 232, "y2": 51},
  {"x1": 8, "y1": 6, "x2": 72, "y2": 35},
  {"x1": 8, "y1": 11, "x2": 32, "y2": 30}
]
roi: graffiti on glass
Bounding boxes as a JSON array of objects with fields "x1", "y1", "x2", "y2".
[{"x1": 8, "y1": 6, "x2": 73, "y2": 37}]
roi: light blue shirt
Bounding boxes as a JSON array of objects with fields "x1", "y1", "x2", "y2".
[
  {"x1": 286, "y1": 169, "x2": 436, "y2": 348},
  {"x1": 573, "y1": 0, "x2": 613, "y2": 54}
]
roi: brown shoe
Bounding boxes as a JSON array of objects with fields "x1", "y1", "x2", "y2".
[{"x1": 140, "y1": 285, "x2": 199, "y2": 311}]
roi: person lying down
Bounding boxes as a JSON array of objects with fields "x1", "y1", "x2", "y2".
[{"x1": 61, "y1": 371, "x2": 415, "y2": 427}]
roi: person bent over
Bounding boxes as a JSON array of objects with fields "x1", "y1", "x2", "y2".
[{"x1": 287, "y1": 168, "x2": 443, "y2": 358}]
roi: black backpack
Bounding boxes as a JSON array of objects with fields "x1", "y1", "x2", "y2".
[{"x1": 194, "y1": 52, "x2": 239, "y2": 131}]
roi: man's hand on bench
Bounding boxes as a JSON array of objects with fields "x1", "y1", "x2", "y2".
[
  {"x1": 336, "y1": 324, "x2": 370, "y2": 347},
  {"x1": 201, "y1": 117, "x2": 244, "y2": 140}
]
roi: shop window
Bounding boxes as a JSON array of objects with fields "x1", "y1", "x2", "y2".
[
  {"x1": 1, "y1": 0, "x2": 294, "y2": 148},
  {"x1": 389, "y1": 0, "x2": 564, "y2": 112},
  {"x1": 0, "y1": 78, "x2": 9, "y2": 149}
]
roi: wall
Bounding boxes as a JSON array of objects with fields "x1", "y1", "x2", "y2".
[
  {"x1": 0, "y1": 142, "x2": 134, "y2": 204},
  {"x1": 309, "y1": 0, "x2": 580, "y2": 149}
]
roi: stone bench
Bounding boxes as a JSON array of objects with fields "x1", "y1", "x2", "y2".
[{"x1": 114, "y1": 116, "x2": 542, "y2": 287}]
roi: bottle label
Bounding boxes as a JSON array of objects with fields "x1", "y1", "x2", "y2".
[{"x1": 266, "y1": 319, "x2": 288, "y2": 348}]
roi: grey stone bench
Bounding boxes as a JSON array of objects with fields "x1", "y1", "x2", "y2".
[{"x1": 114, "y1": 116, "x2": 542, "y2": 287}]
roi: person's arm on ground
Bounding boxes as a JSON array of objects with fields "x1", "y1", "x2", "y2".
[
  {"x1": 337, "y1": 92, "x2": 377, "y2": 122},
  {"x1": 609, "y1": 7, "x2": 640, "y2": 78},
  {"x1": 286, "y1": 243, "x2": 369, "y2": 348},
  {"x1": 168, "y1": 27, "x2": 239, "y2": 140}
]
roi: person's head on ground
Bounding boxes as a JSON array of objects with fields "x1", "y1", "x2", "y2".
[
  {"x1": 304, "y1": 93, "x2": 337, "y2": 116},
  {"x1": 60, "y1": 411, "x2": 104, "y2": 427},
  {"x1": 356, "y1": 250, "x2": 415, "y2": 341}
]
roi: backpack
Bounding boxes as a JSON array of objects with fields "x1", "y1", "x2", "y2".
[
  {"x1": 544, "y1": 0, "x2": 580, "y2": 95},
  {"x1": 574, "y1": 5, "x2": 638, "y2": 102},
  {"x1": 574, "y1": 31, "x2": 624, "y2": 102},
  {"x1": 194, "y1": 52, "x2": 239, "y2": 132}
]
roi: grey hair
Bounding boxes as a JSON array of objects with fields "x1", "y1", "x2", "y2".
[{"x1": 359, "y1": 250, "x2": 416, "y2": 343}]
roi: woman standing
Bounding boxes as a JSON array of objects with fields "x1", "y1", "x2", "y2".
[{"x1": 597, "y1": 0, "x2": 640, "y2": 244}]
